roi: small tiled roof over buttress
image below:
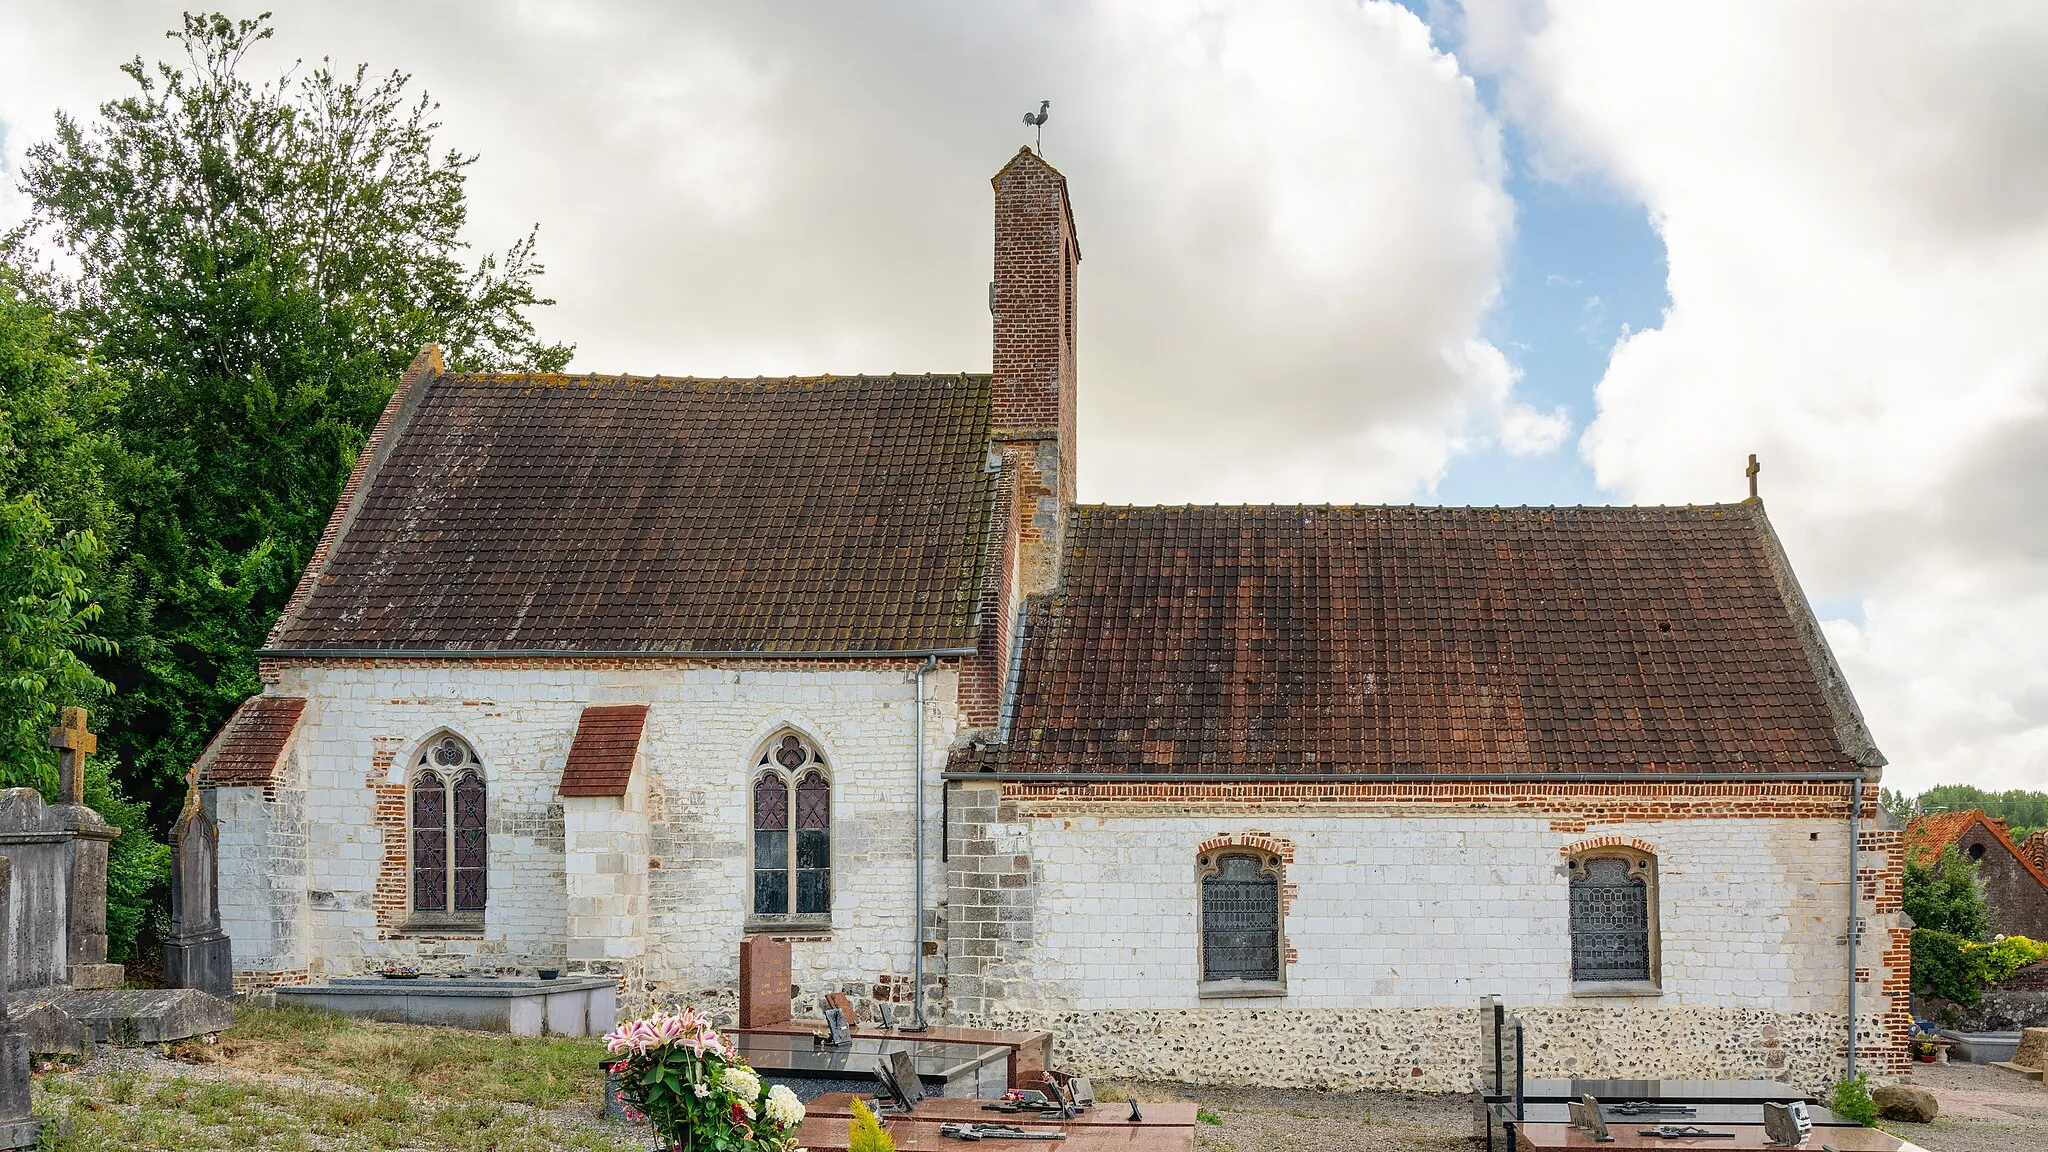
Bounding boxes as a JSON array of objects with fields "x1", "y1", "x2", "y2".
[
  {"x1": 559, "y1": 705, "x2": 650, "y2": 798},
  {"x1": 268, "y1": 372, "x2": 996, "y2": 654},
  {"x1": 195, "y1": 696, "x2": 307, "y2": 787},
  {"x1": 982, "y1": 503, "x2": 1881, "y2": 777}
]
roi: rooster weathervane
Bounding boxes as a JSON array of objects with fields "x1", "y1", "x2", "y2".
[{"x1": 1023, "y1": 100, "x2": 1049, "y2": 152}]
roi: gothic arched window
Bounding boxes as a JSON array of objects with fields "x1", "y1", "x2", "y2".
[
  {"x1": 1568, "y1": 850, "x2": 1659, "y2": 986},
  {"x1": 751, "y1": 733, "x2": 831, "y2": 923},
  {"x1": 1198, "y1": 849, "x2": 1283, "y2": 991},
  {"x1": 412, "y1": 734, "x2": 487, "y2": 924}
]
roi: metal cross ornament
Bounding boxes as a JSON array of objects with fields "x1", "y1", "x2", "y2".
[{"x1": 48, "y1": 706, "x2": 96, "y2": 805}]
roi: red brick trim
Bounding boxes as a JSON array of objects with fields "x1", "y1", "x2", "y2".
[
  {"x1": 260, "y1": 655, "x2": 952, "y2": 678},
  {"x1": 1560, "y1": 836, "x2": 1659, "y2": 859},
  {"x1": 1196, "y1": 831, "x2": 1297, "y2": 864},
  {"x1": 268, "y1": 344, "x2": 442, "y2": 648},
  {"x1": 999, "y1": 780, "x2": 1863, "y2": 820}
]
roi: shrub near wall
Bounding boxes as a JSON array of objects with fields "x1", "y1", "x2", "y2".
[{"x1": 1912, "y1": 933, "x2": 2048, "y2": 1006}]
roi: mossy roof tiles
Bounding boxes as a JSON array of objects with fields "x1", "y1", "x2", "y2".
[
  {"x1": 994, "y1": 503, "x2": 1861, "y2": 776},
  {"x1": 271, "y1": 373, "x2": 995, "y2": 654}
]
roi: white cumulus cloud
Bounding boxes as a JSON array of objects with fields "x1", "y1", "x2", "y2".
[
  {"x1": 0, "y1": 0, "x2": 1556, "y2": 506},
  {"x1": 1463, "y1": 0, "x2": 2048, "y2": 792}
]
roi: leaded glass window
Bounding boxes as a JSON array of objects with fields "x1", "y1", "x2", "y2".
[
  {"x1": 1200, "y1": 852, "x2": 1281, "y2": 984},
  {"x1": 1569, "y1": 853, "x2": 1653, "y2": 983},
  {"x1": 751, "y1": 734, "x2": 830, "y2": 919},
  {"x1": 411, "y1": 735, "x2": 486, "y2": 922}
]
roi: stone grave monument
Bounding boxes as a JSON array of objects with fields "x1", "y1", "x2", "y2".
[
  {"x1": 0, "y1": 860, "x2": 45, "y2": 1148},
  {"x1": 0, "y1": 709, "x2": 232, "y2": 1052},
  {"x1": 162, "y1": 772, "x2": 232, "y2": 996},
  {"x1": 46, "y1": 709, "x2": 121, "y2": 989}
]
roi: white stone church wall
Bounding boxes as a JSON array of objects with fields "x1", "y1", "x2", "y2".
[
  {"x1": 951, "y1": 797, "x2": 1884, "y2": 1093},
  {"x1": 245, "y1": 661, "x2": 956, "y2": 1007}
]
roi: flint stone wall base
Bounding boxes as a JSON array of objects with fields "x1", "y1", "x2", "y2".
[
  {"x1": 964, "y1": 1005, "x2": 1862, "y2": 1096},
  {"x1": 23, "y1": 988, "x2": 233, "y2": 1046}
]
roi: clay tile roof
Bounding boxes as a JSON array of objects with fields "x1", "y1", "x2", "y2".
[
  {"x1": 269, "y1": 373, "x2": 995, "y2": 654},
  {"x1": 559, "y1": 705, "x2": 650, "y2": 797},
  {"x1": 198, "y1": 697, "x2": 307, "y2": 787},
  {"x1": 1903, "y1": 810, "x2": 1987, "y2": 863},
  {"x1": 2025, "y1": 831, "x2": 2048, "y2": 873},
  {"x1": 1906, "y1": 810, "x2": 2048, "y2": 891},
  {"x1": 989, "y1": 503, "x2": 1867, "y2": 777}
]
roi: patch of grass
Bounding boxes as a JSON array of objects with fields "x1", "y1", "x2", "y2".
[
  {"x1": 198, "y1": 1005, "x2": 611, "y2": 1109},
  {"x1": 1198, "y1": 1107, "x2": 1224, "y2": 1124},
  {"x1": 33, "y1": 1068, "x2": 643, "y2": 1152}
]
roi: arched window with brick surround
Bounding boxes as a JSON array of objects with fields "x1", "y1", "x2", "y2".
[
  {"x1": 1567, "y1": 846, "x2": 1660, "y2": 988},
  {"x1": 1197, "y1": 847, "x2": 1284, "y2": 993},
  {"x1": 750, "y1": 732, "x2": 831, "y2": 924},
  {"x1": 411, "y1": 733, "x2": 487, "y2": 925}
]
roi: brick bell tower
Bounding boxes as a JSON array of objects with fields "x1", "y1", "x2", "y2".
[{"x1": 989, "y1": 146, "x2": 1079, "y2": 597}]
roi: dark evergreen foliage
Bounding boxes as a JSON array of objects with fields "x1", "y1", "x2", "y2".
[{"x1": 3, "y1": 11, "x2": 568, "y2": 958}]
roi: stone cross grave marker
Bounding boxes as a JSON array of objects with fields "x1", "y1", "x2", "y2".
[
  {"x1": 163, "y1": 772, "x2": 232, "y2": 996},
  {"x1": 46, "y1": 708, "x2": 93, "y2": 806},
  {"x1": 43, "y1": 708, "x2": 121, "y2": 990}
]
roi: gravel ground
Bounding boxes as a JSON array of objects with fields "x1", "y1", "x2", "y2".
[
  {"x1": 1884, "y1": 1059, "x2": 2048, "y2": 1152},
  {"x1": 1110, "y1": 1080, "x2": 1471, "y2": 1152}
]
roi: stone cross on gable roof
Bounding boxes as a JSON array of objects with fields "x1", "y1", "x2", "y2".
[{"x1": 47, "y1": 707, "x2": 95, "y2": 805}]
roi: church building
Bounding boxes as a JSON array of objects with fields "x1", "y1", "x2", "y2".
[{"x1": 196, "y1": 147, "x2": 1909, "y2": 1091}]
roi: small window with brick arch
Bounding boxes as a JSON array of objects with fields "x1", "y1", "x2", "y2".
[
  {"x1": 410, "y1": 734, "x2": 487, "y2": 929},
  {"x1": 750, "y1": 733, "x2": 831, "y2": 926},
  {"x1": 1198, "y1": 849, "x2": 1283, "y2": 993},
  {"x1": 1568, "y1": 850, "x2": 1659, "y2": 988}
]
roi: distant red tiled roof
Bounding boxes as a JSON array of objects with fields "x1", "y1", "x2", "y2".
[
  {"x1": 559, "y1": 705, "x2": 650, "y2": 798},
  {"x1": 2024, "y1": 830, "x2": 2048, "y2": 874},
  {"x1": 1906, "y1": 810, "x2": 2048, "y2": 891},
  {"x1": 1904, "y1": 809, "x2": 1990, "y2": 864},
  {"x1": 268, "y1": 372, "x2": 995, "y2": 655},
  {"x1": 982, "y1": 503, "x2": 1868, "y2": 776},
  {"x1": 198, "y1": 697, "x2": 306, "y2": 787}
]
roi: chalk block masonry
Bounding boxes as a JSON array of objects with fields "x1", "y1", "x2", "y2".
[{"x1": 198, "y1": 146, "x2": 1911, "y2": 1091}]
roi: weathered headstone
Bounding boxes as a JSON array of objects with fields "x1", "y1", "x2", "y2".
[
  {"x1": 163, "y1": 775, "x2": 233, "y2": 996},
  {"x1": 0, "y1": 860, "x2": 46, "y2": 1148},
  {"x1": 47, "y1": 709, "x2": 122, "y2": 990},
  {"x1": 0, "y1": 790, "x2": 76, "y2": 991}
]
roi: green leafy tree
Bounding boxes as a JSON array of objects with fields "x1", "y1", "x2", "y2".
[
  {"x1": 1914, "y1": 784, "x2": 2048, "y2": 839},
  {"x1": 11, "y1": 11, "x2": 570, "y2": 825},
  {"x1": 1902, "y1": 845, "x2": 1990, "y2": 941},
  {"x1": 0, "y1": 266, "x2": 168, "y2": 961},
  {"x1": 1879, "y1": 787, "x2": 1918, "y2": 825},
  {"x1": 0, "y1": 494, "x2": 113, "y2": 788}
]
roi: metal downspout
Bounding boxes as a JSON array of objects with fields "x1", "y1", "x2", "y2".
[
  {"x1": 1848, "y1": 778, "x2": 1862, "y2": 1080},
  {"x1": 907, "y1": 656, "x2": 939, "y2": 1031}
]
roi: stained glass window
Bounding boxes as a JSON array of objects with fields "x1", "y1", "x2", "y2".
[
  {"x1": 412, "y1": 773, "x2": 447, "y2": 913},
  {"x1": 412, "y1": 735, "x2": 485, "y2": 922},
  {"x1": 1570, "y1": 855, "x2": 1652, "y2": 983},
  {"x1": 752, "y1": 734, "x2": 829, "y2": 919},
  {"x1": 753, "y1": 773, "x2": 790, "y2": 916},
  {"x1": 1201, "y1": 853, "x2": 1280, "y2": 983}
]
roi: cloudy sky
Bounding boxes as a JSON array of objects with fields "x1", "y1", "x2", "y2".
[{"x1": 4, "y1": 2, "x2": 2043, "y2": 795}]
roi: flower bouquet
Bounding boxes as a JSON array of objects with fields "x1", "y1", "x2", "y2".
[{"x1": 603, "y1": 1007, "x2": 804, "y2": 1152}]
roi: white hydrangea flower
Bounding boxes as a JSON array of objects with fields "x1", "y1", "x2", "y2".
[
  {"x1": 764, "y1": 1083, "x2": 805, "y2": 1128},
  {"x1": 721, "y1": 1064, "x2": 762, "y2": 1103}
]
